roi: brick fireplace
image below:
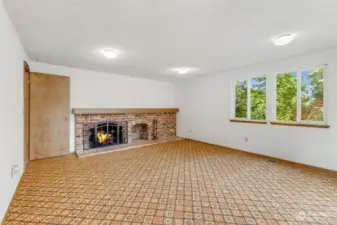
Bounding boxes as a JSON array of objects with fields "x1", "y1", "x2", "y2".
[{"x1": 74, "y1": 108, "x2": 177, "y2": 153}]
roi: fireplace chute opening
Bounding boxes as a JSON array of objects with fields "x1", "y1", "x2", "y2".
[{"x1": 132, "y1": 123, "x2": 149, "y2": 140}]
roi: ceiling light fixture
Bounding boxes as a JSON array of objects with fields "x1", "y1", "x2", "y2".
[
  {"x1": 103, "y1": 49, "x2": 117, "y2": 59},
  {"x1": 273, "y1": 34, "x2": 295, "y2": 46},
  {"x1": 174, "y1": 67, "x2": 191, "y2": 75}
]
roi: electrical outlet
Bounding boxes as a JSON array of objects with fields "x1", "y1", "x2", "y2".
[
  {"x1": 244, "y1": 137, "x2": 249, "y2": 142},
  {"x1": 11, "y1": 165, "x2": 19, "y2": 178}
]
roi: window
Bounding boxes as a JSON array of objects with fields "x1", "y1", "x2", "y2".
[
  {"x1": 235, "y1": 77, "x2": 266, "y2": 120},
  {"x1": 232, "y1": 65, "x2": 326, "y2": 126},
  {"x1": 276, "y1": 72, "x2": 297, "y2": 121},
  {"x1": 301, "y1": 68, "x2": 324, "y2": 121},
  {"x1": 235, "y1": 81, "x2": 247, "y2": 118},
  {"x1": 251, "y1": 77, "x2": 266, "y2": 120},
  {"x1": 276, "y1": 67, "x2": 324, "y2": 122}
]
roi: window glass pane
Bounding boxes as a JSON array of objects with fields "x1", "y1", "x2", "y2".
[
  {"x1": 251, "y1": 77, "x2": 266, "y2": 120},
  {"x1": 235, "y1": 81, "x2": 247, "y2": 118},
  {"x1": 301, "y1": 68, "x2": 324, "y2": 121},
  {"x1": 276, "y1": 72, "x2": 297, "y2": 121}
]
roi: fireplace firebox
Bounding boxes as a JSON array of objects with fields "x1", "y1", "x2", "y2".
[{"x1": 83, "y1": 121, "x2": 128, "y2": 150}]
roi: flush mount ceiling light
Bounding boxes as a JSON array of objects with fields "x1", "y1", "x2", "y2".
[
  {"x1": 103, "y1": 49, "x2": 117, "y2": 59},
  {"x1": 273, "y1": 34, "x2": 295, "y2": 46},
  {"x1": 174, "y1": 67, "x2": 192, "y2": 75}
]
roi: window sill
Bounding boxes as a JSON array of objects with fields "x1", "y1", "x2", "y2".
[
  {"x1": 270, "y1": 121, "x2": 330, "y2": 129},
  {"x1": 230, "y1": 119, "x2": 330, "y2": 128},
  {"x1": 229, "y1": 119, "x2": 268, "y2": 124}
]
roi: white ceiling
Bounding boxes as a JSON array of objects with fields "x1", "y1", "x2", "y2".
[{"x1": 4, "y1": 0, "x2": 337, "y2": 81}]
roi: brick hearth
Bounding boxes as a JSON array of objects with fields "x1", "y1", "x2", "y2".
[{"x1": 75, "y1": 112, "x2": 176, "y2": 153}]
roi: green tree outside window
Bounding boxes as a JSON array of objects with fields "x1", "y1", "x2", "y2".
[{"x1": 235, "y1": 81, "x2": 247, "y2": 118}]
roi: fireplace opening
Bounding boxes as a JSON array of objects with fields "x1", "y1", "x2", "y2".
[
  {"x1": 132, "y1": 123, "x2": 149, "y2": 140},
  {"x1": 83, "y1": 121, "x2": 128, "y2": 150}
]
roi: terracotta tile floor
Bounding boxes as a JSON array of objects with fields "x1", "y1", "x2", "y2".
[{"x1": 3, "y1": 140, "x2": 337, "y2": 225}]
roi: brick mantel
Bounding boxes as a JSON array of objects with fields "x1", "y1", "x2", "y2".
[{"x1": 72, "y1": 108, "x2": 179, "y2": 114}]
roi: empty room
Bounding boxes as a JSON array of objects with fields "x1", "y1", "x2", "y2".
[{"x1": 1, "y1": 0, "x2": 337, "y2": 224}]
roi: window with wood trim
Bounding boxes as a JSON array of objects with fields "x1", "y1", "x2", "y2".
[
  {"x1": 276, "y1": 67, "x2": 324, "y2": 123},
  {"x1": 231, "y1": 65, "x2": 327, "y2": 126},
  {"x1": 234, "y1": 76, "x2": 266, "y2": 120}
]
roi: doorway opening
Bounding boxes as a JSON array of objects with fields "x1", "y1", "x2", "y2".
[{"x1": 24, "y1": 61, "x2": 30, "y2": 164}]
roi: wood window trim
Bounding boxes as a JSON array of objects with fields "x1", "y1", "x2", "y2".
[
  {"x1": 230, "y1": 119, "x2": 330, "y2": 128},
  {"x1": 230, "y1": 119, "x2": 268, "y2": 124},
  {"x1": 270, "y1": 121, "x2": 330, "y2": 129}
]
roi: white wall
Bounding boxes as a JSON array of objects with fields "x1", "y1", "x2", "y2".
[
  {"x1": 28, "y1": 62, "x2": 176, "y2": 152},
  {"x1": 0, "y1": 1, "x2": 28, "y2": 221},
  {"x1": 176, "y1": 48, "x2": 337, "y2": 171}
]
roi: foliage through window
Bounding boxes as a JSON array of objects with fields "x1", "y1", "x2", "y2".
[
  {"x1": 233, "y1": 66, "x2": 325, "y2": 124},
  {"x1": 301, "y1": 68, "x2": 324, "y2": 121},
  {"x1": 235, "y1": 81, "x2": 247, "y2": 118},
  {"x1": 276, "y1": 72, "x2": 297, "y2": 121},
  {"x1": 276, "y1": 68, "x2": 324, "y2": 122},
  {"x1": 235, "y1": 77, "x2": 266, "y2": 120},
  {"x1": 251, "y1": 77, "x2": 266, "y2": 120}
]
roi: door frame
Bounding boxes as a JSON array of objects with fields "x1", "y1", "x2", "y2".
[{"x1": 24, "y1": 61, "x2": 30, "y2": 164}]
